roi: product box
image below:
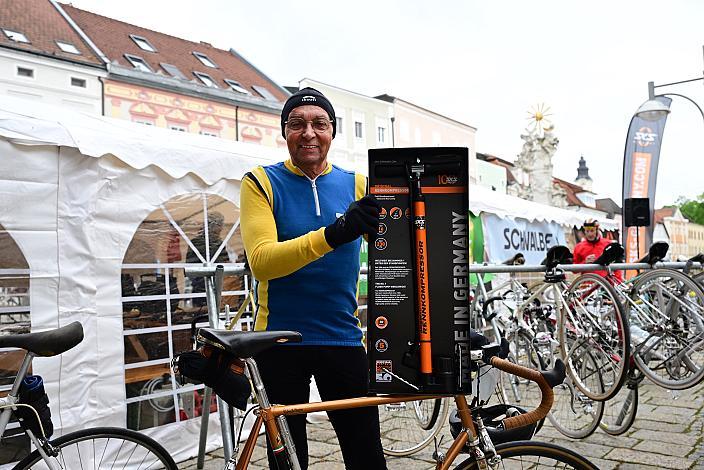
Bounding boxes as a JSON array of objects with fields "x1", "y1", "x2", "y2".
[{"x1": 367, "y1": 147, "x2": 470, "y2": 394}]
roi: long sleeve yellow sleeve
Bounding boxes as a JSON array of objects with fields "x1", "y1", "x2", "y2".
[{"x1": 240, "y1": 168, "x2": 333, "y2": 281}]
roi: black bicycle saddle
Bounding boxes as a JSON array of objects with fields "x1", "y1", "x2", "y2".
[
  {"x1": 638, "y1": 241, "x2": 669, "y2": 265},
  {"x1": 541, "y1": 245, "x2": 573, "y2": 269},
  {"x1": 593, "y1": 242, "x2": 624, "y2": 266}
]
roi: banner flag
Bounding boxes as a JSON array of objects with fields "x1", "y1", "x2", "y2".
[{"x1": 622, "y1": 96, "x2": 671, "y2": 275}]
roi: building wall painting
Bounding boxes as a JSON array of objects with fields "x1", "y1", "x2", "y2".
[{"x1": 104, "y1": 80, "x2": 286, "y2": 148}]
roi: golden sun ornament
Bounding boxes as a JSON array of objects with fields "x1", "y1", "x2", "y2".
[{"x1": 526, "y1": 103, "x2": 553, "y2": 136}]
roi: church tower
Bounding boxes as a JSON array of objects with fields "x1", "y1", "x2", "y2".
[{"x1": 575, "y1": 155, "x2": 593, "y2": 191}]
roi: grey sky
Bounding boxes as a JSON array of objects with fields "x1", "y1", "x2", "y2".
[{"x1": 69, "y1": 0, "x2": 704, "y2": 207}]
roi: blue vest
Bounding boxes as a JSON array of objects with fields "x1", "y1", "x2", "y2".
[{"x1": 260, "y1": 162, "x2": 362, "y2": 346}]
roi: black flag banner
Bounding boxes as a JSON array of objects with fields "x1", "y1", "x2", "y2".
[{"x1": 622, "y1": 96, "x2": 672, "y2": 277}]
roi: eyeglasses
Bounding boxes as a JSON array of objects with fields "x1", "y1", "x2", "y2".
[{"x1": 284, "y1": 118, "x2": 332, "y2": 133}]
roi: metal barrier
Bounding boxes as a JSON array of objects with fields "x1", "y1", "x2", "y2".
[
  {"x1": 185, "y1": 261, "x2": 702, "y2": 277},
  {"x1": 467, "y1": 261, "x2": 702, "y2": 274}
]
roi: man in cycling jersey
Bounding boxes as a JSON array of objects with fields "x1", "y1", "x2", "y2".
[
  {"x1": 573, "y1": 218, "x2": 623, "y2": 281},
  {"x1": 240, "y1": 87, "x2": 385, "y2": 469}
]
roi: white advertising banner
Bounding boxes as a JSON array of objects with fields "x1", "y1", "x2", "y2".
[{"x1": 482, "y1": 213, "x2": 567, "y2": 265}]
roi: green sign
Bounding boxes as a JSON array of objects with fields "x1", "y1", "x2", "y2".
[
  {"x1": 359, "y1": 239, "x2": 368, "y2": 296},
  {"x1": 469, "y1": 211, "x2": 493, "y2": 285}
]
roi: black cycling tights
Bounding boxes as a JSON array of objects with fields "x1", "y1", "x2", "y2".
[{"x1": 255, "y1": 345, "x2": 387, "y2": 470}]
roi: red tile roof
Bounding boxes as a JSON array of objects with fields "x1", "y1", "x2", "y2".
[
  {"x1": 654, "y1": 207, "x2": 675, "y2": 224},
  {"x1": 61, "y1": 3, "x2": 287, "y2": 103},
  {"x1": 0, "y1": 0, "x2": 103, "y2": 66},
  {"x1": 476, "y1": 152, "x2": 517, "y2": 184},
  {"x1": 553, "y1": 177, "x2": 593, "y2": 208}
]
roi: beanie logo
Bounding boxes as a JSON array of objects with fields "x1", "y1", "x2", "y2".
[{"x1": 301, "y1": 96, "x2": 317, "y2": 102}]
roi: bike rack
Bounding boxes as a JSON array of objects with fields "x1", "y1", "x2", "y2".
[
  {"x1": 467, "y1": 261, "x2": 702, "y2": 274},
  {"x1": 185, "y1": 263, "x2": 247, "y2": 469}
]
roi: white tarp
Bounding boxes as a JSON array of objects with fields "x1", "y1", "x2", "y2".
[
  {"x1": 482, "y1": 214, "x2": 567, "y2": 265},
  {"x1": 469, "y1": 184, "x2": 619, "y2": 231},
  {"x1": 0, "y1": 95, "x2": 288, "y2": 464},
  {"x1": 0, "y1": 95, "x2": 285, "y2": 185}
]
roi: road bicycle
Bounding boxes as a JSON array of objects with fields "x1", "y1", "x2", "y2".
[
  {"x1": 181, "y1": 326, "x2": 599, "y2": 469},
  {"x1": 580, "y1": 242, "x2": 704, "y2": 391},
  {"x1": 567, "y1": 244, "x2": 703, "y2": 436},
  {"x1": 472, "y1": 246, "x2": 630, "y2": 404},
  {"x1": 0, "y1": 322, "x2": 177, "y2": 469}
]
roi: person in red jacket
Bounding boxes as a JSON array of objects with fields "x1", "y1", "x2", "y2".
[{"x1": 573, "y1": 219, "x2": 623, "y2": 281}]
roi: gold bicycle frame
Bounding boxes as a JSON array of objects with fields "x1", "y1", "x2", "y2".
[{"x1": 233, "y1": 356, "x2": 554, "y2": 470}]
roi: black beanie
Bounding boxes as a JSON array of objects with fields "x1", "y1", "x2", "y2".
[{"x1": 281, "y1": 87, "x2": 336, "y2": 138}]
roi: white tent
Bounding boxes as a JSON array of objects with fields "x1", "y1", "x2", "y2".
[
  {"x1": 468, "y1": 184, "x2": 619, "y2": 265},
  {"x1": 0, "y1": 95, "x2": 288, "y2": 463},
  {"x1": 0, "y1": 94, "x2": 620, "y2": 463},
  {"x1": 469, "y1": 184, "x2": 619, "y2": 231}
]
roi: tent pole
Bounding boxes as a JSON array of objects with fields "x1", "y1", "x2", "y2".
[{"x1": 201, "y1": 266, "x2": 235, "y2": 463}]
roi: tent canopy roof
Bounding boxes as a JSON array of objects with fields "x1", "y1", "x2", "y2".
[
  {"x1": 0, "y1": 95, "x2": 286, "y2": 185},
  {"x1": 0, "y1": 96, "x2": 618, "y2": 230},
  {"x1": 470, "y1": 184, "x2": 619, "y2": 230}
]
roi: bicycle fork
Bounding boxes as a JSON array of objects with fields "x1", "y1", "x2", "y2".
[{"x1": 442, "y1": 395, "x2": 502, "y2": 470}]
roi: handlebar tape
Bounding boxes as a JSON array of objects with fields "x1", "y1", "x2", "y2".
[{"x1": 489, "y1": 357, "x2": 565, "y2": 430}]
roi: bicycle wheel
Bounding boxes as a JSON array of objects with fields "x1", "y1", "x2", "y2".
[
  {"x1": 379, "y1": 397, "x2": 448, "y2": 456},
  {"x1": 599, "y1": 367, "x2": 639, "y2": 436},
  {"x1": 14, "y1": 427, "x2": 178, "y2": 469},
  {"x1": 694, "y1": 271, "x2": 704, "y2": 288},
  {"x1": 547, "y1": 349, "x2": 603, "y2": 439},
  {"x1": 630, "y1": 268, "x2": 704, "y2": 390},
  {"x1": 560, "y1": 274, "x2": 629, "y2": 401},
  {"x1": 455, "y1": 440, "x2": 599, "y2": 469},
  {"x1": 503, "y1": 331, "x2": 543, "y2": 406}
]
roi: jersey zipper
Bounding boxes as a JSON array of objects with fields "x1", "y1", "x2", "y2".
[{"x1": 306, "y1": 174, "x2": 322, "y2": 216}]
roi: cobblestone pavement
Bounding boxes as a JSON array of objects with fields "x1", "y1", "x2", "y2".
[{"x1": 182, "y1": 378, "x2": 704, "y2": 469}]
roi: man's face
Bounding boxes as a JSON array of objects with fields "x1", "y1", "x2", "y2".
[
  {"x1": 285, "y1": 105, "x2": 332, "y2": 170},
  {"x1": 584, "y1": 227, "x2": 598, "y2": 241}
]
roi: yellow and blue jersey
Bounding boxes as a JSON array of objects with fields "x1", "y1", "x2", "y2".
[{"x1": 240, "y1": 159, "x2": 366, "y2": 346}]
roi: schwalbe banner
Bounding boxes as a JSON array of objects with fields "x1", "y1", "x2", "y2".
[
  {"x1": 481, "y1": 213, "x2": 566, "y2": 265},
  {"x1": 622, "y1": 96, "x2": 671, "y2": 273}
]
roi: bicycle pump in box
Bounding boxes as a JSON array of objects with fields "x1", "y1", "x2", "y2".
[{"x1": 367, "y1": 148, "x2": 470, "y2": 394}]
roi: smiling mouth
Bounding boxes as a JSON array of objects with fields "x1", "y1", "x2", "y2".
[{"x1": 300, "y1": 145, "x2": 318, "y2": 149}]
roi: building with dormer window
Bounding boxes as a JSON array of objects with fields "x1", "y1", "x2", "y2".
[
  {"x1": 0, "y1": 0, "x2": 105, "y2": 113},
  {"x1": 60, "y1": 3, "x2": 289, "y2": 147}
]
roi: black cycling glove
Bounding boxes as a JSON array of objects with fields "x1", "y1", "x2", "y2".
[{"x1": 324, "y1": 195, "x2": 381, "y2": 248}]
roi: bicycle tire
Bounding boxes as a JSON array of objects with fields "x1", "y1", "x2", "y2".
[
  {"x1": 470, "y1": 291, "x2": 501, "y2": 343},
  {"x1": 379, "y1": 397, "x2": 449, "y2": 456},
  {"x1": 547, "y1": 349, "x2": 604, "y2": 439},
  {"x1": 630, "y1": 268, "x2": 704, "y2": 390},
  {"x1": 503, "y1": 331, "x2": 542, "y2": 405},
  {"x1": 561, "y1": 273, "x2": 630, "y2": 401},
  {"x1": 498, "y1": 330, "x2": 549, "y2": 435},
  {"x1": 694, "y1": 271, "x2": 704, "y2": 288},
  {"x1": 599, "y1": 372, "x2": 639, "y2": 436},
  {"x1": 455, "y1": 440, "x2": 599, "y2": 469},
  {"x1": 13, "y1": 427, "x2": 178, "y2": 470}
]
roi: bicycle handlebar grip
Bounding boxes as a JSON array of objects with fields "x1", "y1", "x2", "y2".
[{"x1": 489, "y1": 357, "x2": 554, "y2": 430}]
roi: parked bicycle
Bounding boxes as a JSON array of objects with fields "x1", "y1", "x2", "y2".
[
  {"x1": 0, "y1": 322, "x2": 177, "y2": 469},
  {"x1": 576, "y1": 242, "x2": 704, "y2": 391}
]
